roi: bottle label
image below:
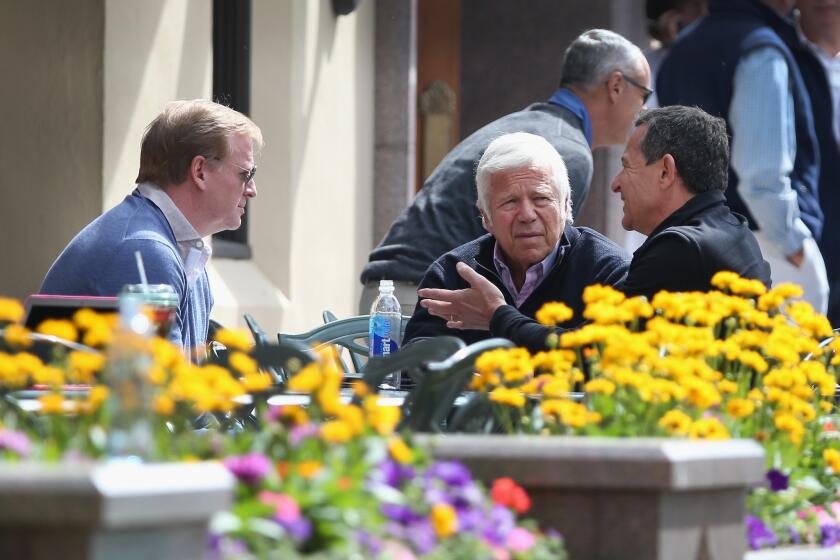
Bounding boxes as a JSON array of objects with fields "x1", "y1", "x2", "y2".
[{"x1": 369, "y1": 315, "x2": 400, "y2": 357}]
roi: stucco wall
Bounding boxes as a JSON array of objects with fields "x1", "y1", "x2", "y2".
[
  {"x1": 249, "y1": 0, "x2": 375, "y2": 334},
  {"x1": 0, "y1": 0, "x2": 104, "y2": 300}
]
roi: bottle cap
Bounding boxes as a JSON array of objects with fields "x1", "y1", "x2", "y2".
[{"x1": 379, "y1": 279, "x2": 394, "y2": 290}]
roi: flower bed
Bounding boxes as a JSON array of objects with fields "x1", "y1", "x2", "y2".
[
  {"x1": 0, "y1": 298, "x2": 564, "y2": 559},
  {"x1": 452, "y1": 273, "x2": 840, "y2": 553}
]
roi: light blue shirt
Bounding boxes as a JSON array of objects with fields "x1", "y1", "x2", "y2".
[
  {"x1": 729, "y1": 46, "x2": 812, "y2": 256},
  {"x1": 493, "y1": 240, "x2": 563, "y2": 308}
]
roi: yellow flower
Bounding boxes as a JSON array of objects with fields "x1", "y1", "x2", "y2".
[
  {"x1": 2, "y1": 324, "x2": 31, "y2": 348},
  {"x1": 824, "y1": 448, "x2": 840, "y2": 473},
  {"x1": 86, "y1": 385, "x2": 110, "y2": 411},
  {"x1": 431, "y1": 503, "x2": 458, "y2": 539},
  {"x1": 320, "y1": 420, "x2": 354, "y2": 443},
  {"x1": 737, "y1": 351, "x2": 768, "y2": 374},
  {"x1": 151, "y1": 393, "x2": 174, "y2": 415},
  {"x1": 541, "y1": 399, "x2": 599, "y2": 428},
  {"x1": 242, "y1": 372, "x2": 273, "y2": 393},
  {"x1": 214, "y1": 328, "x2": 253, "y2": 351},
  {"x1": 278, "y1": 405, "x2": 309, "y2": 426},
  {"x1": 352, "y1": 380, "x2": 370, "y2": 397},
  {"x1": 38, "y1": 393, "x2": 65, "y2": 415},
  {"x1": 67, "y1": 351, "x2": 105, "y2": 384},
  {"x1": 747, "y1": 388, "x2": 765, "y2": 402},
  {"x1": 718, "y1": 379, "x2": 738, "y2": 394},
  {"x1": 150, "y1": 337, "x2": 182, "y2": 369},
  {"x1": 726, "y1": 398, "x2": 755, "y2": 419},
  {"x1": 288, "y1": 363, "x2": 323, "y2": 393},
  {"x1": 83, "y1": 323, "x2": 113, "y2": 347},
  {"x1": 32, "y1": 365, "x2": 65, "y2": 388},
  {"x1": 296, "y1": 460, "x2": 323, "y2": 479},
  {"x1": 584, "y1": 378, "x2": 615, "y2": 396},
  {"x1": 36, "y1": 319, "x2": 78, "y2": 342},
  {"x1": 0, "y1": 298, "x2": 24, "y2": 323},
  {"x1": 366, "y1": 400, "x2": 401, "y2": 435},
  {"x1": 690, "y1": 417, "x2": 730, "y2": 440},
  {"x1": 229, "y1": 351, "x2": 258, "y2": 375},
  {"x1": 710, "y1": 271, "x2": 740, "y2": 292},
  {"x1": 775, "y1": 413, "x2": 805, "y2": 445},
  {"x1": 535, "y1": 302, "x2": 573, "y2": 326},
  {"x1": 658, "y1": 409, "x2": 693, "y2": 435},
  {"x1": 388, "y1": 436, "x2": 414, "y2": 464},
  {"x1": 489, "y1": 387, "x2": 526, "y2": 408},
  {"x1": 583, "y1": 284, "x2": 626, "y2": 305}
]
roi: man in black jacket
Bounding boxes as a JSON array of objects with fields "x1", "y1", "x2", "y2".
[
  {"x1": 360, "y1": 29, "x2": 650, "y2": 315},
  {"x1": 414, "y1": 107, "x2": 770, "y2": 351},
  {"x1": 403, "y1": 132, "x2": 630, "y2": 349}
]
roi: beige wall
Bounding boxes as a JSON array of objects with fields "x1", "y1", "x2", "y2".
[
  {"x1": 0, "y1": 0, "x2": 104, "y2": 300},
  {"x1": 247, "y1": 0, "x2": 375, "y2": 335},
  {"x1": 103, "y1": 0, "x2": 213, "y2": 210},
  {"x1": 0, "y1": 0, "x2": 375, "y2": 339}
]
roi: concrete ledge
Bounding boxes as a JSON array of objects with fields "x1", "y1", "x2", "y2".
[
  {"x1": 421, "y1": 434, "x2": 765, "y2": 560},
  {"x1": 0, "y1": 461, "x2": 233, "y2": 560}
]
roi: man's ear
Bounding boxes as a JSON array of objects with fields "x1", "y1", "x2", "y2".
[
  {"x1": 190, "y1": 155, "x2": 210, "y2": 191},
  {"x1": 660, "y1": 154, "x2": 678, "y2": 188},
  {"x1": 479, "y1": 208, "x2": 493, "y2": 233},
  {"x1": 606, "y1": 70, "x2": 623, "y2": 103}
]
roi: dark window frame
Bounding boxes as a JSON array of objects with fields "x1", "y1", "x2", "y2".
[{"x1": 212, "y1": 0, "x2": 252, "y2": 260}]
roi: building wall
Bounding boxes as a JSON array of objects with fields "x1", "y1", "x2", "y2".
[
  {"x1": 0, "y1": 0, "x2": 375, "y2": 340},
  {"x1": 0, "y1": 0, "x2": 104, "y2": 300}
]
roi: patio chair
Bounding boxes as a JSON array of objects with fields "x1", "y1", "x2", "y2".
[
  {"x1": 278, "y1": 314, "x2": 412, "y2": 382},
  {"x1": 243, "y1": 313, "x2": 286, "y2": 384},
  {"x1": 361, "y1": 335, "x2": 465, "y2": 391},
  {"x1": 398, "y1": 337, "x2": 515, "y2": 433}
]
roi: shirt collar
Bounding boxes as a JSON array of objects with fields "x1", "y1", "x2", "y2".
[
  {"x1": 137, "y1": 182, "x2": 212, "y2": 262},
  {"x1": 547, "y1": 88, "x2": 593, "y2": 146},
  {"x1": 492, "y1": 239, "x2": 563, "y2": 302}
]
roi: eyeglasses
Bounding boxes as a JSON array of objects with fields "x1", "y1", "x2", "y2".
[
  {"x1": 620, "y1": 73, "x2": 653, "y2": 104},
  {"x1": 211, "y1": 156, "x2": 257, "y2": 183},
  {"x1": 231, "y1": 162, "x2": 258, "y2": 183}
]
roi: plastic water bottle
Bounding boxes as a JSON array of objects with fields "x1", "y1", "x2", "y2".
[{"x1": 369, "y1": 280, "x2": 402, "y2": 387}]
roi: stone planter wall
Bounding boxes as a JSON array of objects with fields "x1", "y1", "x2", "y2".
[
  {"x1": 0, "y1": 461, "x2": 233, "y2": 560},
  {"x1": 422, "y1": 434, "x2": 765, "y2": 560}
]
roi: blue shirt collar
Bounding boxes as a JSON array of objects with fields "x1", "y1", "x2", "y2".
[{"x1": 547, "y1": 88, "x2": 593, "y2": 147}]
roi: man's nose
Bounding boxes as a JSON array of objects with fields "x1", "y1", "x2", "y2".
[
  {"x1": 610, "y1": 175, "x2": 621, "y2": 193},
  {"x1": 518, "y1": 200, "x2": 537, "y2": 221},
  {"x1": 245, "y1": 181, "x2": 257, "y2": 198}
]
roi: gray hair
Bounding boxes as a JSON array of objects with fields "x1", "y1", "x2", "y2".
[
  {"x1": 635, "y1": 106, "x2": 729, "y2": 194},
  {"x1": 559, "y1": 29, "x2": 645, "y2": 91},
  {"x1": 475, "y1": 132, "x2": 572, "y2": 224}
]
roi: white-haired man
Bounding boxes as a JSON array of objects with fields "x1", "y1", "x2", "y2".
[
  {"x1": 403, "y1": 133, "x2": 629, "y2": 349},
  {"x1": 361, "y1": 28, "x2": 650, "y2": 315}
]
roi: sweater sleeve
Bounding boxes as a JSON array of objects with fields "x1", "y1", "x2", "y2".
[
  {"x1": 106, "y1": 239, "x2": 188, "y2": 347},
  {"x1": 402, "y1": 262, "x2": 456, "y2": 344},
  {"x1": 489, "y1": 305, "x2": 559, "y2": 353}
]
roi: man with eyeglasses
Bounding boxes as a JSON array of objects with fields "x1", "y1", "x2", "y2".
[
  {"x1": 657, "y1": 0, "x2": 829, "y2": 315},
  {"x1": 359, "y1": 28, "x2": 651, "y2": 316},
  {"x1": 40, "y1": 99, "x2": 262, "y2": 352}
]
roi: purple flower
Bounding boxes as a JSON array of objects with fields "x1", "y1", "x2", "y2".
[
  {"x1": 746, "y1": 515, "x2": 778, "y2": 550},
  {"x1": 456, "y1": 505, "x2": 485, "y2": 532},
  {"x1": 288, "y1": 423, "x2": 318, "y2": 447},
  {"x1": 356, "y1": 530, "x2": 383, "y2": 556},
  {"x1": 381, "y1": 503, "x2": 421, "y2": 524},
  {"x1": 788, "y1": 526, "x2": 801, "y2": 545},
  {"x1": 281, "y1": 517, "x2": 313, "y2": 542},
  {"x1": 483, "y1": 505, "x2": 516, "y2": 546},
  {"x1": 406, "y1": 518, "x2": 437, "y2": 554},
  {"x1": 223, "y1": 453, "x2": 272, "y2": 486},
  {"x1": 377, "y1": 460, "x2": 416, "y2": 488},
  {"x1": 0, "y1": 429, "x2": 31, "y2": 457},
  {"x1": 821, "y1": 524, "x2": 840, "y2": 548},
  {"x1": 425, "y1": 460, "x2": 472, "y2": 487},
  {"x1": 766, "y1": 469, "x2": 789, "y2": 492}
]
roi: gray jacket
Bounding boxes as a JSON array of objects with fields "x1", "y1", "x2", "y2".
[{"x1": 361, "y1": 102, "x2": 592, "y2": 284}]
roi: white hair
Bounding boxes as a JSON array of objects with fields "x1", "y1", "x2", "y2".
[{"x1": 475, "y1": 132, "x2": 572, "y2": 224}]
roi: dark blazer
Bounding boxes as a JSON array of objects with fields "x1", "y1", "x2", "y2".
[
  {"x1": 620, "y1": 191, "x2": 771, "y2": 298},
  {"x1": 362, "y1": 102, "x2": 593, "y2": 285},
  {"x1": 403, "y1": 225, "x2": 630, "y2": 351}
]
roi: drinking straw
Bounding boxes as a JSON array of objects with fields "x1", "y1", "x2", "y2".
[{"x1": 134, "y1": 251, "x2": 150, "y2": 293}]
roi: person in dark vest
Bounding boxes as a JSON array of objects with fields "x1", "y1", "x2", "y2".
[
  {"x1": 657, "y1": 0, "x2": 829, "y2": 314},
  {"x1": 359, "y1": 29, "x2": 650, "y2": 316},
  {"x1": 797, "y1": 0, "x2": 840, "y2": 326},
  {"x1": 413, "y1": 106, "x2": 770, "y2": 352}
]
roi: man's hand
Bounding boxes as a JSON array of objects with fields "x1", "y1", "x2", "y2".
[
  {"x1": 417, "y1": 262, "x2": 507, "y2": 331},
  {"x1": 786, "y1": 246, "x2": 804, "y2": 268}
]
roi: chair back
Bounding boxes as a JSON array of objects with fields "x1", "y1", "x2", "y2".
[{"x1": 399, "y1": 337, "x2": 515, "y2": 432}]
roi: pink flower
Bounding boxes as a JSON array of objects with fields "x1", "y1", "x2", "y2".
[
  {"x1": 505, "y1": 527, "x2": 536, "y2": 552},
  {"x1": 491, "y1": 545, "x2": 511, "y2": 560},
  {"x1": 258, "y1": 491, "x2": 301, "y2": 523}
]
